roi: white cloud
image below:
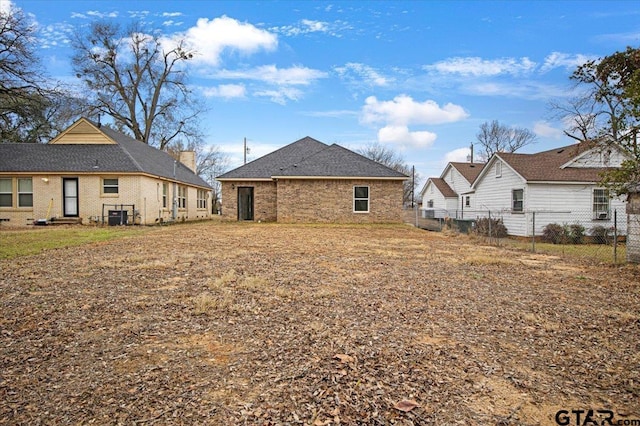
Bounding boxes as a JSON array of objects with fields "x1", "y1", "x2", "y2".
[
  {"x1": 212, "y1": 64, "x2": 327, "y2": 86},
  {"x1": 445, "y1": 147, "x2": 472, "y2": 163},
  {"x1": 533, "y1": 120, "x2": 563, "y2": 139},
  {"x1": 361, "y1": 95, "x2": 468, "y2": 126},
  {"x1": 271, "y1": 18, "x2": 351, "y2": 37},
  {"x1": 540, "y1": 52, "x2": 598, "y2": 72},
  {"x1": 177, "y1": 16, "x2": 278, "y2": 67},
  {"x1": 378, "y1": 125, "x2": 437, "y2": 148},
  {"x1": 163, "y1": 20, "x2": 183, "y2": 27},
  {"x1": 334, "y1": 62, "x2": 391, "y2": 87},
  {"x1": 425, "y1": 56, "x2": 536, "y2": 76},
  {"x1": 162, "y1": 12, "x2": 182, "y2": 17},
  {"x1": 203, "y1": 84, "x2": 246, "y2": 99},
  {"x1": 0, "y1": 0, "x2": 13, "y2": 14},
  {"x1": 254, "y1": 87, "x2": 303, "y2": 105}
]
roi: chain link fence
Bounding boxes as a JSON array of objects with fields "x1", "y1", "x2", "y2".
[{"x1": 406, "y1": 205, "x2": 639, "y2": 264}]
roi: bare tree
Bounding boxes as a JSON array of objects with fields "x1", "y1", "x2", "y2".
[
  {"x1": 357, "y1": 142, "x2": 419, "y2": 205},
  {"x1": 475, "y1": 120, "x2": 537, "y2": 161},
  {"x1": 166, "y1": 140, "x2": 230, "y2": 213},
  {"x1": 552, "y1": 48, "x2": 640, "y2": 195},
  {"x1": 1, "y1": 6, "x2": 78, "y2": 142},
  {"x1": 72, "y1": 21, "x2": 202, "y2": 150}
]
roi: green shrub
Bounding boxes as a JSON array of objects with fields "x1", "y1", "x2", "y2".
[
  {"x1": 542, "y1": 223, "x2": 585, "y2": 245},
  {"x1": 590, "y1": 225, "x2": 612, "y2": 245},
  {"x1": 568, "y1": 224, "x2": 585, "y2": 244}
]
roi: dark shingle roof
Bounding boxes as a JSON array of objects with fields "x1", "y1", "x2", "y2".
[
  {"x1": 430, "y1": 178, "x2": 457, "y2": 198},
  {"x1": 217, "y1": 136, "x2": 328, "y2": 179},
  {"x1": 218, "y1": 137, "x2": 407, "y2": 180},
  {"x1": 0, "y1": 120, "x2": 211, "y2": 189}
]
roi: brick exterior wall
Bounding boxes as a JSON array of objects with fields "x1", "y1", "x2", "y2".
[
  {"x1": 277, "y1": 179, "x2": 404, "y2": 223},
  {"x1": 221, "y1": 179, "x2": 404, "y2": 223},
  {"x1": 220, "y1": 181, "x2": 278, "y2": 221},
  {"x1": 0, "y1": 173, "x2": 211, "y2": 227}
]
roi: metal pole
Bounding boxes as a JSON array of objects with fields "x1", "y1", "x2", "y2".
[
  {"x1": 244, "y1": 137, "x2": 247, "y2": 165},
  {"x1": 532, "y1": 211, "x2": 536, "y2": 253},
  {"x1": 172, "y1": 160, "x2": 177, "y2": 220},
  {"x1": 614, "y1": 209, "x2": 618, "y2": 264}
]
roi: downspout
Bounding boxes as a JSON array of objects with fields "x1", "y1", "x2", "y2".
[{"x1": 172, "y1": 160, "x2": 177, "y2": 220}]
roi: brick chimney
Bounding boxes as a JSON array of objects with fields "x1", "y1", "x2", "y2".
[{"x1": 179, "y1": 151, "x2": 196, "y2": 173}]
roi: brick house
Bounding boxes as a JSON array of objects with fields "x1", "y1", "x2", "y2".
[
  {"x1": 217, "y1": 137, "x2": 408, "y2": 223},
  {"x1": 0, "y1": 118, "x2": 212, "y2": 226}
]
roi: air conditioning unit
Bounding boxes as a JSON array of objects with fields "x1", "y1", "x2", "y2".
[{"x1": 595, "y1": 212, "x2": 609, "y2": 220}]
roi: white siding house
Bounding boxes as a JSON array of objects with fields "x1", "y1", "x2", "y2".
[
  {"x1": 471, "y1": 143, "x2": 627, "y2": 237},
  {"x1": 420, "y1": 162, "x2": 484, "y2": 219}
]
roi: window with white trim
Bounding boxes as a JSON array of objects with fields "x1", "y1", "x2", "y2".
[
  {"x1": 162, "y1": 183, "x2": 168, "y2": 208},
  {"x1": 178, "y1": 185, "x2": 187, "y2": 209},
  {"x1": 353, "y1": 186, "x2": 369, "y2": 212},
  {"x1": 0, "y1": 178, "x2": 12, "y2": 207},
  {"x1": 496, "y1": 161, "x2": 502, "y2": 177},
  {"x1": 102, "y1": 178, "x2": 119, "y2": 194},
  {"x1": 197, "y1": 189, "x2": 208, "y2": 209},
  {"x1": 465, "y1": 196, "x2": 470, "y2": 207},
  {"x1": 17, "y1": 178, "x2": 33, "y2": 207},
  {"x1": 512, "y1": 189, "x2": 523, "y2": 212},
  {"x1": 593, "y1": 188, "x2": 610, "y2": 220}
]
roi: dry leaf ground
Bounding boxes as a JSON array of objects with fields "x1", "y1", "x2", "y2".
[{"x1": 1, "y1": 222, "x2": 639, "y2": 425}]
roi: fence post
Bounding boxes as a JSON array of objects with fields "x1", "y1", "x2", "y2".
[
  {"x1": 614, "y1": 209, "x2": 618, "y2": 264},
  {"x1": 532, "y1": 211, "x2": 536, "y2": 253},
  {"x1": 488, "y1": 210, "x2": 492, "y2": 244}
]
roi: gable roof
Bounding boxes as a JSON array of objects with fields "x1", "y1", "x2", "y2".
[
  {"x1": 472, "y1": 142, "x2": 619, "y2": 187},
  {"x1": 429, "y1": 178, "x2": 457, "y2": 198},
  {"x1": 218, "y1": 137, "x2": 408, "y2": 180},
  {"x1": 447, "y1": 162, "x2": 485, "y2": 185},
  {"x1": 217, "y1": 136, "x2": 328, "y2": 180},
  {"x1": 0, "y1": 118, "x2": 211, "y2": 189}
]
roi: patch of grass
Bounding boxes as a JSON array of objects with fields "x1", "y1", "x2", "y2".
[
  {"x1": 506, "y1": 240, "x2": 626, "y2": 264},
  {"x1": 0, "y1": 227, "x2": 150, "y2": 259}
]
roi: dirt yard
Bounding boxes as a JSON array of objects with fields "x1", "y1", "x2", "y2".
[{"x1": 1, "y1": 222, "x2": 639, "y2": 425}]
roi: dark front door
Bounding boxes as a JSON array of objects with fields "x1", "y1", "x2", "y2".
[
  {"x1": 237, "y1": 187, "x2": 254, "y2": 221},
  {"x1": 63, "y1": 178, "x2": 79, "y2": 217}
]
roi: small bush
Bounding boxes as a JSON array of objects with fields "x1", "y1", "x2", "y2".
[
  {"x1": 474, "y1": 217, "x2": 508, "y2": 238},
  {"x1": 542, "y1": 223, "x2": 585, "y2": 245},
  {"x1": 590, "y1": 225, "x2": 612, "y2": 245},
  {"x1": 542, "y1": 223, "x2": 566, "y2": 244},
  {"x1": 568, "y1": 224, "x2": 585, "y2": 244}
]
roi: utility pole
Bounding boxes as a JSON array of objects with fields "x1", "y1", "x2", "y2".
[
  {"x1": 411, "y1": 165, "x2": 415, "y2": 208},
  {"x1": 244, "y1": 137, "x2": 247, "y2": 165}
]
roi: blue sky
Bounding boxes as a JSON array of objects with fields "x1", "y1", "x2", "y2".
[{"x1": 4, "y1": 0, "x2": 640, "y2": 182}]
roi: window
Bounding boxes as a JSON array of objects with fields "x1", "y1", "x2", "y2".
[
  {"x1": 102, "y1": 178, "x2": 119, "y2": 194},
  {"x1": 0, "y1": 178, "x2": 33, "y2": 208},
  {"x1": 162, "y1": 183, "x2": 168, "y2": 208},
  {"x1": 17, "y1": 178, "x2": 33, "y2": 207},
  {"x1": 0, "y1": 178, "x2": 12, "y2": 207},
  {"x1": 197, "y1": 189, "x2": 208, "y2": 209},
  {"x1": 427, "y1": 199, "x2": 434, "y2": 208},
  {"x1": 512, "y1": 189, "x2": 524, "y2": 212},
  {"x1": 353, "y1": 186, "x2": 369, "y2": 212},
  {"x1": 178, "y1": 186, "x2": 187, "y2": 208},
  {"x1": 496, "y1": 161, "x2": 502, "y2": 178},
  {"x1": 465, "y1": 196, "x2": 470, "y2": 207},
  {"x1": 593, "y1": 188, "x2": 610, "y2": 220}
]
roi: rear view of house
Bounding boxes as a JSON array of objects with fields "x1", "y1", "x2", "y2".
[
  {"x1": 217, "y1": 137, "x2": 408, "y2": 223},
  {"x1": 0, "y1": 118, "x2": 212, "y2": 226}
]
